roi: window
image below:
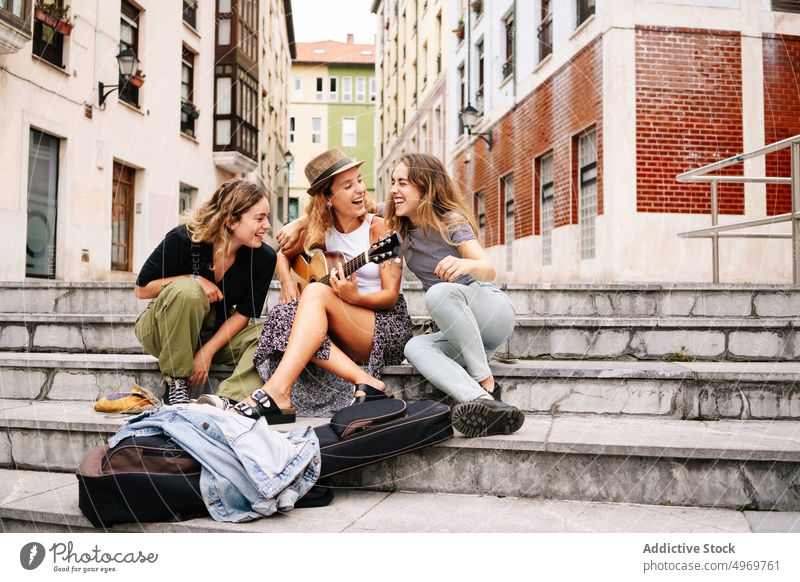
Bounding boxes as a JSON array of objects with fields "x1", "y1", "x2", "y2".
[
  {"x1": 183, "y1": 0, "x2": 197, "y2": 29},
  {"x1": 32, "y1": 0, "x2": 66, "y2": 67},
  {"x1": 293, "y1": 76, "x2": 302, "y2": 100},
  {"x1": 342, "y1": 77, "x2": 352, "y2": 102},
  {"x1": 369, "y1": 76, "x2": 376, "y2": 102},
  {"x1": 577, "y1": 0, "x2": 595, "y2": 26},
  {"x1": 179, "y1": 183, "x2": 197, "y2": 217},
  {"x1": 26, "y1": 129, "x2": 60, "y2": 278},
  {"x1": 476, "y1": 39, "x2": 484, "y2": 110},
  {"x1": 329, "y1": 77, "x2": 338, "y2": 101},
  {"x1": 539, "y1": 0, "x2": 553, "y2": 63},
  {"x1": 213, "y1": 63, "x2": 259, "y2": 160},
  {"x1": 458, "y1": 63, "x2": 465, "y2": 133},
  {"x1": 421, "y1": 42, "x2": 428, "y2": 87},
  {"x1": 311, "y1": 117, "x2": 322, "y2": 144},
  {"x1": 540, "y1": 153, "x2": 554, "y2": 266},
  {"x1": 180, "y1": 47, "x2": 198, "y2": 136},
  {"x1": 474, "y1": 191, "x2": 486, "y2": 244},
  {"x1": 356, "y1": 76, "x2": 366, "y2": 103},
  {"x1": 1, "y1": 0, "x2": 28, "y2": 19},
  {"x1": 420, "y1": 122, "x2": 428, "y2": 153},
  {"x1": 288, "y1": 159, "x2": 296, "y2": 186},
  {"x1": 772, "y1": 0, "x2": 800, "y2": 13},
  {"x1": 315, "y1": 77, "x2": 324, "y2": 101},
  {"x1": 502, "y1": 174, "x2": 515, "y2": 271},
  {"x1": 289, "y1": 116, "x2": 295, "y2": 143},
  {"x1": 119, "y1": 1, "x2": 141, "y2": 106},
  {"x1": 503, "y1": 11, "x2": 514, "y2": 79},
  {"x1": 288, "y1": 197, "x2": 299, "y2": 222},
  {"x1": 578, "y1": 129, "x2": 598, "y2": 259},
  {"x1": 342, "y1": 117, "x2": 357, "y2": 147}
]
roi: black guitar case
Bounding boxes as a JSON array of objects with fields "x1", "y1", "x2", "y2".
[{"x1": 314, "y1": 399, "x2": 453, "y2": 478}]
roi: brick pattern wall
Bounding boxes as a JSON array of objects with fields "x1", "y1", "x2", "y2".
[
  {"x1": 636, "y1": 26, "x2": 744, "y2": 214},
  {"x1": 763, "y1": 34, "x2": 800, "y2": 216},
  {"x1": 454, "y1": 38, "x2": 603, "y2": 247}
]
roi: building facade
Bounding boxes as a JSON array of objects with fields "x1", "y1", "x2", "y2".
[
  {"x1": 372, "y1": 0, "x2": 449, "y2": 203},
  {"x1": 288, "y1": 36, "x2": 376, "y2": 218},
  {"x1": 0, "y1": 0, "x2": 293, "y2": 282},
  {"x1": 446, "y1": 0, "x2": 800, "y2": 283}
]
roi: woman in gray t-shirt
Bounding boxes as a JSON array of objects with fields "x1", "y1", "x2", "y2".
[{"x1": 384, "y1": 153, "x2": 525, "y2": 438}]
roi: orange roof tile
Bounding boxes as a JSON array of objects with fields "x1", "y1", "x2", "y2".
[{"x1": 294, "y1": 39, "x2": 376, "y2": 64}]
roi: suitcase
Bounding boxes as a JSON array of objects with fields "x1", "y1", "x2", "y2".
[{"x1": 315, "y1": 399, "x2": 453, "y2": 478}]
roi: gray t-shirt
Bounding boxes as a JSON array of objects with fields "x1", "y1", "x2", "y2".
[{"x1": 403, "y1": 212, "x2": 477, "y2": 290}]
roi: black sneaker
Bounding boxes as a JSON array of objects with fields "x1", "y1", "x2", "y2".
[
  {"x1": 451, "y1": 398, "x2": 524, "y2": 438},
  {"x1": 486, "y1": 381, "x2": 503, "y2": 401},
  {"x1": 163, "y1": 376, "x2": 190, "y2": 405}
]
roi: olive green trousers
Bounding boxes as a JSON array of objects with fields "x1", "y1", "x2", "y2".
[{"x1": 134, "y1": 277, "x2": 263, "y2": 400}]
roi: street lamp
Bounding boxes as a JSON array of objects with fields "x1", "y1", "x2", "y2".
[
  {"x1": 275, "y1": 150, "x2": 294, "y2": 224},
  {"x1": 460, "y1": 104, "x2": 493, "y2": 150},
  {"x1": 98, "y1": 47, "x2": 140, "y2": 108}
]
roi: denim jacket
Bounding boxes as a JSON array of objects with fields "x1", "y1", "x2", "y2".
[{"x1": 110, "y1": 404, "x2": 321, "y2": 522}]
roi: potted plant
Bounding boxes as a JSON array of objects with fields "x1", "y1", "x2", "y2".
[
  {"x1": 129, "y1": 69, "x2": 145, "y2": 88},
  {"x1": 181, "y1": 100, "x2": 200, "y2": 119},
  {"x1": 34, "y1": 0, "x2": 73, "y2": 35},
  {"x1": 471, "y1": 0, "x2": 483, "y2": 14},
  {"x1": 452, "y1": 17, "x2": 464, "y2": 41}
]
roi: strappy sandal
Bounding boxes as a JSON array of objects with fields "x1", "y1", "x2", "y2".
[
  {"x1": 352, "y1": 383, "x2": 393, "y2": 404},
  {"x1": 231, "y1": 388, "x2": 296, "y2": 424}
]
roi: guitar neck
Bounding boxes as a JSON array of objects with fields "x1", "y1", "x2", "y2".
[{"x1": 319, "y1": 252, "x2": 368, "y2": 286}]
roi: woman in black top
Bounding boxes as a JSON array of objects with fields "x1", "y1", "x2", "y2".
[{"x1": 134, "y1": 179, "x2": 276, "y2": 404}]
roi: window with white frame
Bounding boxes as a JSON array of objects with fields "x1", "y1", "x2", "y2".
[
  {"x1": 315, "y1": 77, "x2": 324, "y2": 101},
  {"x1": 539, "y1": 0, "x2": 553, "y2": 63},
  {"x1": 289, "y1": 116, "x2": 295, "y2": 143},
  {"x1": 329, "y1": 77, "x2": 338, "y2": 101},
  {"x1": 578, "y1": 128, "x2": 598, "y2": 259},
  {"x1": 503, "y1": 174, "x2": 515, "y2": 272},
  {"x1": 540, "y1": 153, "x2": 554, "y2": 266},
  {"x1": 502, "y1": 10, "x2": 514, "y2": 79},
  {"x1": 356, "y1": 77, "x2": 366, "y2": 102},
  {"x1": 342, "y1": 77, "x2": 352, "y2": 102},
  {"x1": 293, "y1": 76, "x2": 302, "y2": 99},
  {"x1": 311, "y1": 117, "x2": 322, "y2": 144},
  {"x1": 342, "y1": 117, "x2": 357, "y2": 147}
]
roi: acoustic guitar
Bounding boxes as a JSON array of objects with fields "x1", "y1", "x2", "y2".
[{"x1": 290, "y1": 231, "x2": 402, "y2": 294}]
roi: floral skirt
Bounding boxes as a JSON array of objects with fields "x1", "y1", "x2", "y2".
[{"x1": 253, "y1": 294, "x2": 413, "y2": 417}]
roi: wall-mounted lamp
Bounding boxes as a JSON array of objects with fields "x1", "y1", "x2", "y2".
[
  {"x1": 98, "y1": 47, "x2": 139, "y2": 109},
  {"x1": 276, "y1": 150, "x2": 294, "y2": 172},
  {"x1": 460, "y1": 104, "x2": 493, "y2": 151}
]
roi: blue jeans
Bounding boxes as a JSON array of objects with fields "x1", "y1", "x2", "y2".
[
  {"x1": 404, "y1": 281, "x2": 516, "y2": 403},
  {"x1": 110, "y1": 404, "x2": 320, "y2": 522}
]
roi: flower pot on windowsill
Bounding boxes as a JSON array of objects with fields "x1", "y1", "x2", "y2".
[
  {"x1": 129, "y1": 74, "x2": 145, "y2": 88},
  {"x1": 181, "y1": 101, "x2": 200, "y2": 120},
  {"x1": 34, "y1": 6, "x2": 74, "y2": 35}
]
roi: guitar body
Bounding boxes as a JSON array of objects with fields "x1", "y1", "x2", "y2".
[{"x1": 290, "y1": 249, "x2": 346, "y2": 294}]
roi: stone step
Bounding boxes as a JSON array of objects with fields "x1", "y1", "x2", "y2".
[
  {"x1": 3, "y1": 313, "x2": 800, "y2": 360},
  {"x1": 4, "y1": 280, "x2": 800, "y2": 318},
  {"x1": 0, "y1": 468, "x2": 766, "y2": 533},
  {"x1": 3, "y1": 353, "x2": 800, "y2": 420},
  {"x1": 1, "y1": 399, "x2": 800, "y2": 510}
]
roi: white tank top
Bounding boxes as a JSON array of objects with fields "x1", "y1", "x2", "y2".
[{"x1": 324, "y1": 214, "x2": 382, "y2": 294}]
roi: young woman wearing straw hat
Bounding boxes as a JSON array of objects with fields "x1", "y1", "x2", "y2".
[{"x1": 210, "y1": 148, "x2": 412, "y2": 422}]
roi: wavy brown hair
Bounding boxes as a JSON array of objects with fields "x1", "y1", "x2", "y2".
[
  {"x1": 182, "y1": 179, "x2": 267, "y2": 261},
  {"x1": 384, "y1": 153, "x2": 478, "y2": 244},
  {"x1": 304, "y1": 174, "x2": 377, "y2": 252}
]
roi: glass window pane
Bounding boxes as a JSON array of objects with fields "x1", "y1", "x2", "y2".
[
  {"x1": 218, "y1": 19, "x2": 231, "y2": 44},
  {"x1": 216, "y1": 120, "x2": 231, "y2": 145},
  {"x1": 219, "y1": 0, "x2": 231, "y2": 12},
  {"x1": 216, "y1": 77, "x2": 232, "y2": 114}
]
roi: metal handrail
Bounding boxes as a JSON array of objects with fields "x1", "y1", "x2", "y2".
[{"x1": 675, "y1": 134, "x2": 800, "y2": 283}]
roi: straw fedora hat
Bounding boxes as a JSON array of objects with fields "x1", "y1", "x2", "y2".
[{"x1": 305, "y1": 148, "x2": 364, "y2": 195}]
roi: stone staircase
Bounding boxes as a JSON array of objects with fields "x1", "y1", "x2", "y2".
[{"x1": 1, "y1": 280, "x2": 800, "y2": 532}]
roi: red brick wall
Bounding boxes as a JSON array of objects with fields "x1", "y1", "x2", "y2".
[
  {"x1": 636, "y1": 26, "x2": 744, "y2": 214},
  {"x1": 454, "y1": 38, "x2": 603, "y2": 247},
  {"x1": 763, "y1": 34, "x2": 800, "y2": 216}
]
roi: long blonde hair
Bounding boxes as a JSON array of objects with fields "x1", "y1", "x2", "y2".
[
  {"x1": 304, "y1": 175, "x2": 377, "y2": 252},
  {"x1": 182, "y1": 179, "x2": 267, "y2": 261},
  {"x1": 384, "y1": 153, "x2": 478, "y2": 243}
]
